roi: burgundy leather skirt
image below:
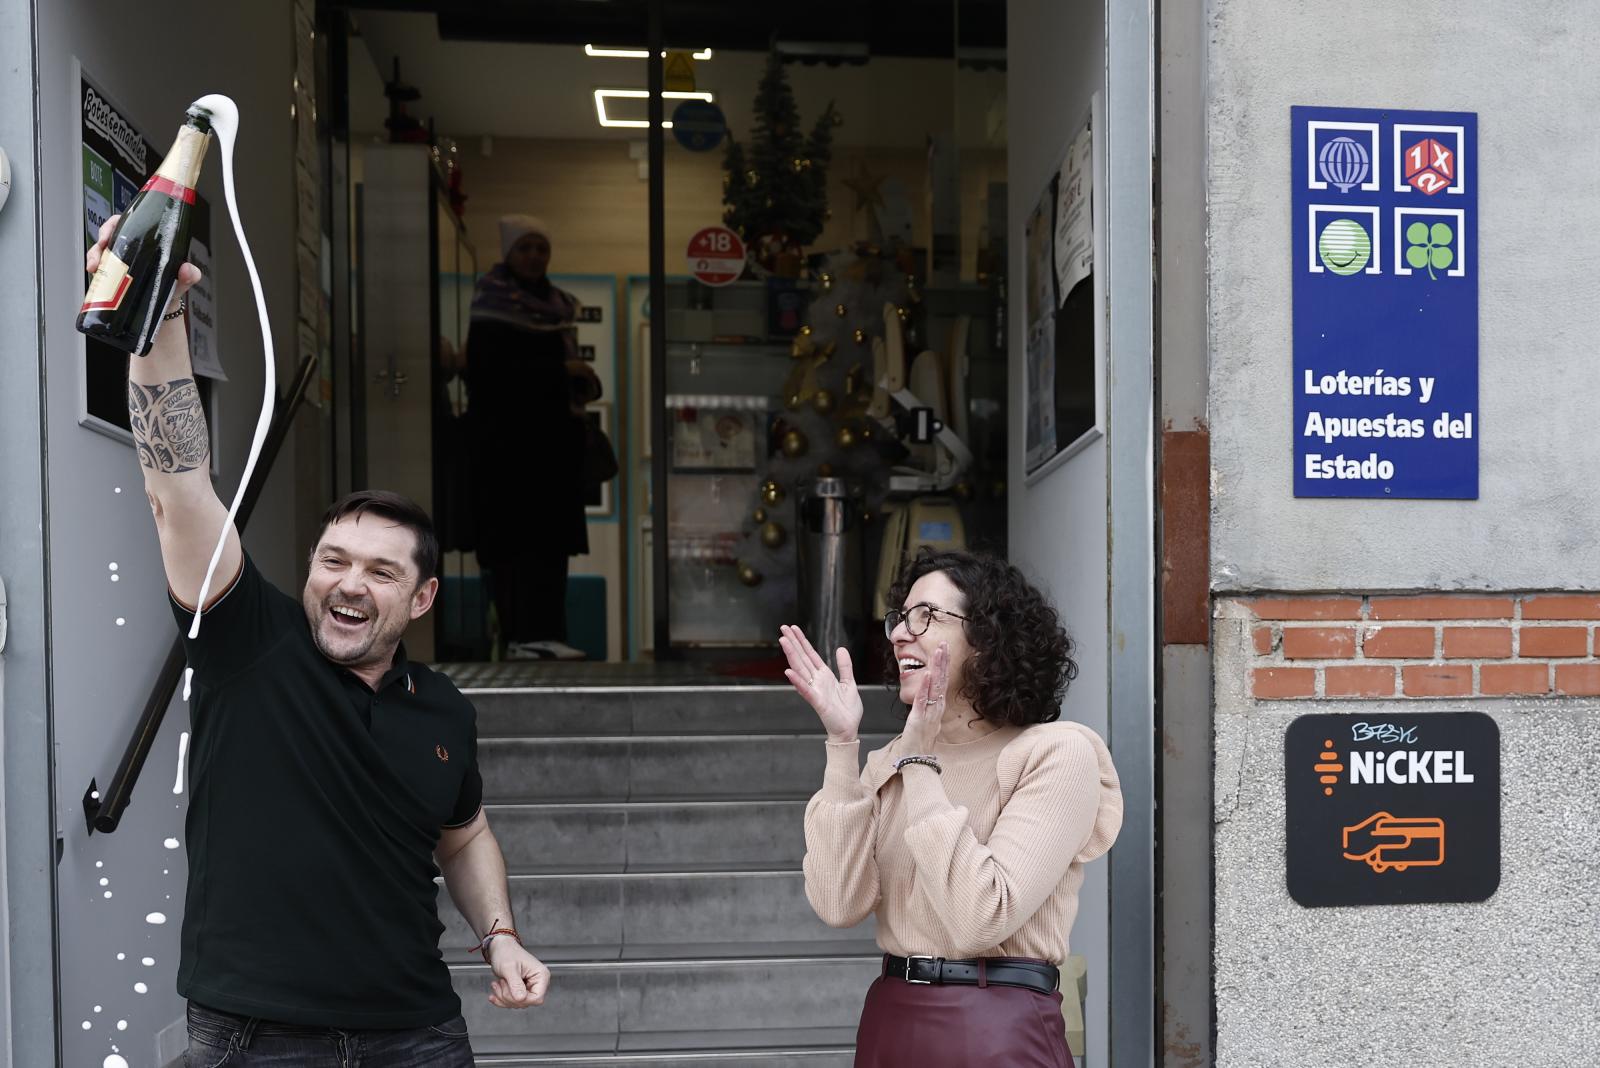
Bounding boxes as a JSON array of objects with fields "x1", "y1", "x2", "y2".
[{"x1": 853, "y1": 958, "x2": 1074, "y2": 1068}]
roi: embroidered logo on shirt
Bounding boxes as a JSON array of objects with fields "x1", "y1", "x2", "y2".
[{"x1": 435, "y1": 744, "x2": 449, "y2": 762}]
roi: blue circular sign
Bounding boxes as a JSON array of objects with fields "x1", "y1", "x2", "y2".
[{"x1": 672, "y1": 101, "x2": 727, "y2": 153}]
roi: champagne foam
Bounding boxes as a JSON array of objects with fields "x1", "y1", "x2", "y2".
[{"x1": 183, "y1": 94, "x2": 275, "y2": 642}]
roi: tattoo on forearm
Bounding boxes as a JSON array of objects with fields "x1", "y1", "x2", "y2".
[{"x1": 128, "y1": 378, "x2": 210, "y2": 473}]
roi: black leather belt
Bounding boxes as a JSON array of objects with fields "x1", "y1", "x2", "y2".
[{"x1": 883, "y1": 954, "x2": 1059, "y2": 995}]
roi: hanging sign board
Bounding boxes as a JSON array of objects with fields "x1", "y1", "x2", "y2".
[
  {"x1": 1292, "y1": 106, "x2": 1478, "y2": 499},
  {"x1": 686, "y1": 226, "x2": 745, "y2": 287},
  {"x1": 1285, "y1": 711, "x2": 1500, "y2": 907}
]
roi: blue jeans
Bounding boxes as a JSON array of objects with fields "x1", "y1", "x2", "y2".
[{"x1": 185, "y1": 1001, "x2": 475, "y2": 1067}]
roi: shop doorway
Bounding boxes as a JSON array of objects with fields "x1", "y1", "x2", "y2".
[{"x1": 326, "y1": 1, "x2": 1009, "y2": 668}]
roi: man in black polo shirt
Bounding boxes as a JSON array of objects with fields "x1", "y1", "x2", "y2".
[{"x1": 92, "y1": 218, "x2": 548, "y2": 1065}]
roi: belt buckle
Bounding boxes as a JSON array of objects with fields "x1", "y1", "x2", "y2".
[{"x1": 904, "y1": 954, "x2": 935, "y2": 985}]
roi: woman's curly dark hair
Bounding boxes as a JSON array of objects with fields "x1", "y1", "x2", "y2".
[{"x1": 883, "y1": 548, "x2": 1078, "y2": 727}]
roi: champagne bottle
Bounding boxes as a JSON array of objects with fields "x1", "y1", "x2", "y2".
[{"x1": 77, "y1": 103, "x2": 214, "y2": 356}]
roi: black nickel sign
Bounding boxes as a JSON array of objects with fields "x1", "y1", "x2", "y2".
[{"x1": 1286, "y1": 711, "x2": 1500, "y2": 907}]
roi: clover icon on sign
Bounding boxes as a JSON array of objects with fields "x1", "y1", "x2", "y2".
[{"x1": 1405, "y1": 221, "x2": 1454, "y2": 280}]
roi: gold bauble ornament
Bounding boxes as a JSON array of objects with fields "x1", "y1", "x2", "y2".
[
  {"x1": 790, "y1": 158, "x2": 812, "y2": 173},
  {"x1": 737, "y1": 562, "x2": 763, "y2": 587},
  {"x1": 781, "y1": 428, "x2": 809, "y2": 459},
  {"x1": 860, "y1": 422, "x2": 875, "y2": 440},
  {"x1": 753, "y1": 508, "x2": 767, "y2": 524},
  {"x1": 745, "y1": 170, "x2": 760, "y2": 186},
  {"x1": 812, "y1": 389, "x2": 835, "y2": 416},
  {"x1": 760, "y1": 520, "x2": 787, "y2": 549},
  {"x1": 799, "y1": 324, "x2": 813, "y2": 337},
  {"x1": 820, "y1": 272, "x2": 834, "y2": 292},
  {"x1": 761, "y1": 480, "x2": 786, "y2": 506},
  {"x1": 835, "y1": 425, "x2": 857, "y2": 449},
  {"x1": 834, "y1": 303, "x2": 847, "y2": 317},
  {"x1": 895, "y1": 305, "x2": 910, "y2": 323},
  {"x1": 785, "y1": 392, "x2": 803, "y2": 411},
  {"x1": 853, "y1": 328, "x2": 867, "y2": 344}
]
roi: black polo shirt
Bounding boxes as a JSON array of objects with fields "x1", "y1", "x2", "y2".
[{"x1": 170, "y1": 554, "x2": 482, "y2": 1028}]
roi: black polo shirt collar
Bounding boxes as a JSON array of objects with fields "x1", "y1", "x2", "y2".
[{"x1": 342, "y1": 641, "x2": 417, "y2": 696}]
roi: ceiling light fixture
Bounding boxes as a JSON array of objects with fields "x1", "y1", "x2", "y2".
[
  {"x1": 593, "y1": 88, "x2": 714, "y2": 129},
  {"x1": 585, "y1": 45, "x2": 713, "y2": 60}
]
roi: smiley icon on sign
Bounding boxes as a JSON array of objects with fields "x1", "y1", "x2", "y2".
[{"x1": 1317, "y1": 218, "x2": 1371, "y2": 276}]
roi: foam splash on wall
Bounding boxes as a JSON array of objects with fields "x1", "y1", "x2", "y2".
[{"x1": 173, "y1": 731, "x2": 190, "y2": 794}]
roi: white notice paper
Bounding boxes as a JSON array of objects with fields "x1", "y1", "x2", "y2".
[
  {"x1": 185, "y1": 238, "x2": 225, "y2": 381},
  {"x1": 1053, "y1": 123, "x2": 1093, "y2": 302}
]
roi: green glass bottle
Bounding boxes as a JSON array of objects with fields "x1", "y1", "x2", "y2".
[{"x1": 77, "y1": 103, "x2": 214, "y2": 356}]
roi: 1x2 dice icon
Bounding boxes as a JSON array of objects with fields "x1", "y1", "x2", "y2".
[{"x1": 1404, "y1": 138, "x2": 1455, "y2": 196}]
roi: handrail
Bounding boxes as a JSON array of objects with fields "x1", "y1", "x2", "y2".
[{"x1": 83, "y1": 353, "x2": 319, "y2": 835}]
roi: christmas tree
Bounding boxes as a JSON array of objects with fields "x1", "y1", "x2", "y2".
[
  {"x1": 722, "y1": 49, "x2": 837, "y2": 274},
  {"x1": 734, "y1": 247, "x2": 920, "y2": 619}
]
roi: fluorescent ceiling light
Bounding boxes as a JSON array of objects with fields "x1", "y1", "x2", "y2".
[
  {"x1": 585, "y1": 45, "x2": 713, "y2": 60},
  {"x1": 594, "y1": 88, "x2": 714, "y2": 129}
]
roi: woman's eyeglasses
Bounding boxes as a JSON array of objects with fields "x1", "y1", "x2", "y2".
[{"x1": 884, "y1": 602, "x2": 969, "y2": 639}]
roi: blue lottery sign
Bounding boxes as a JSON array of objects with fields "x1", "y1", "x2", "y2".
[{"x1": 1292, "y1": 106, "x2": 1478, "y2": 499}]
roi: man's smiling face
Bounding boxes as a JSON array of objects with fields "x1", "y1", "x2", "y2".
[{"x1": 302, "y1": 516, "x2": 435, "y2": 673}]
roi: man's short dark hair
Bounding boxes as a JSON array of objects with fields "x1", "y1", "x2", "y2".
[{"x1": 315, "y1": 490, "x2": 440, "y2": 585}]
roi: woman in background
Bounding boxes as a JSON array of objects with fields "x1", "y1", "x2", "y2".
[
  {"x1": 780, "y1": 548, "x2": 1122, "y2": 1067},
  {"x1": 465, "y1": 215, "x2": 588, "y2": 660}
]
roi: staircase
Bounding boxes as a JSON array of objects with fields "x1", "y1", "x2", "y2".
[{"x1": 433, "y1": 666, "x2": 906, "y2": 1066}]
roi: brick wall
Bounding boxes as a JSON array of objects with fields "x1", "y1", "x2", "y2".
[{"x1": 1241, "y1": 593, "x2": 1600, "y2": 700}]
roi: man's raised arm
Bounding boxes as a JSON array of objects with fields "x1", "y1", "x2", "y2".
[{"x1": 89, "y1": 214, "x2": 240, "y2": 609}]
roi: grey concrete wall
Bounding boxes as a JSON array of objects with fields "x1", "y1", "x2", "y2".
[
  {"x1": 34, "y1": 2, "x2": 304, "y2": 1064},
  {"x1": 1208, "y1": 0, "x2": 1600, "y2": 592},
  {"x1": 1211, "y1": 601, "x2": 1600, "y2": 1066},
  {"x1": 1006, "y1": 1, "x2": 1113, "y2": 1064}
]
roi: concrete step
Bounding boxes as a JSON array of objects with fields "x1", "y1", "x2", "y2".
[
  {"x1": 478, "y1": 735, "x2": 896, "y2": 803},
  {"x1": 475, "y1": 1039, "x2": 853, "y2": 1066},
  {"x1": 451, "y1": 956, "x2": 877, "y2": 1053},
  {"x1": 437, "y1": 871, "x2": 876, "y2": 959},
  {"x1": 483, "y1": 800, "x2": 809, "y2": 872},
  {"x1": 464, "y1": 685, "x2": 906, "y2": 739}
]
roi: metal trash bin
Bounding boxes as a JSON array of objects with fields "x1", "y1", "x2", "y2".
[{"x1": 797, "y1": 477, "x2": 863, "y2": 661}]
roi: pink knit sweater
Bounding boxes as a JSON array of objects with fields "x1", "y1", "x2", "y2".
[{"x1": 802, "y1": 721, "x2": 1123, "y2": 962}]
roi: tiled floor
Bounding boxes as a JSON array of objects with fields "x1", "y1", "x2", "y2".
[{"x1": 431, "y1": 659, "x2": 791, "y2": 689}]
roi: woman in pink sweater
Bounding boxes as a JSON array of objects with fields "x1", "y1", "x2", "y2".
[{"x1": 779, "y1": 548, "x2": 1122, "y2": 1068}]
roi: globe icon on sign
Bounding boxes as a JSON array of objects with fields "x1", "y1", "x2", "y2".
[
  {"x1": 1317, "y1": 218, "x2": 1371, "y2": 275},
  {"x1": 1318, "y1": 136, "x2": 1370, "y2": 192}
]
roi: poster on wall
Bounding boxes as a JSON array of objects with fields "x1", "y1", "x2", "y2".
[
  {"x1": 1291, "y1": 106, "x2": 1479, "y2": 498},
  {"x1": 80, "y1": 70, "x2": 218, "y2": 437},
  {"x1": 1023, "y1": 101, "x2": 1102, "y2": 479}
]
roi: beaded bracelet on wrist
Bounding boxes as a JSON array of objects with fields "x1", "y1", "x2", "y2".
[{"x1": 894, "y1": 754, "x2": 942, "y2": 775}]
